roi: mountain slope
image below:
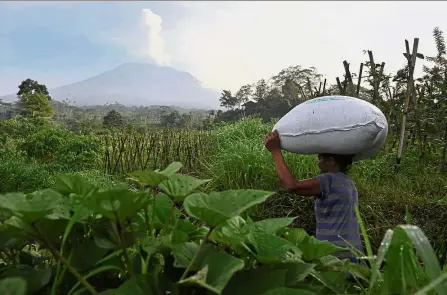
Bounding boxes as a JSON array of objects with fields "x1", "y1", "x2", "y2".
[{"x1": 1, "y1": 63, "x2": 220, "y2": 109}]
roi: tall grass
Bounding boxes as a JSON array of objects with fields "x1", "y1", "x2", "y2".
[
  {"x1": 204, "y1": 117, "x2": 447, "y2": 259},
  {"x1": 205, "y1": 117, "x2": 318, "y2": 190},
  {"x1": 207, "y1": 117, "x2": 447, "y2": 201}
]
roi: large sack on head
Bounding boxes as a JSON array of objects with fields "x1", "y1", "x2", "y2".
[{"x1": 272, "y1": 95, "x2": 388, "y2": 161}]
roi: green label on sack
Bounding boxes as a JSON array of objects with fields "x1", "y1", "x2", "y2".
[{"x1": 305, "y1": 96, "x2": 346, "y2": 104}]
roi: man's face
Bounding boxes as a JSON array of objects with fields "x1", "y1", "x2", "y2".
[
  {"x1": 317, "y1": 155, "x2": 334, "y2": 173},
  {"x1": 317, "y1": 155, "x2": 327, "y2": 173}
]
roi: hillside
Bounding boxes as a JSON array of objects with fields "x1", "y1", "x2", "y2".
[{"x1": 0, "y1": 63, "x2": 220, "y2": 110}]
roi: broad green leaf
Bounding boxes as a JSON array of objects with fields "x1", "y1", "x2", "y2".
[
  {"x1": 0, "y1": 208, "x2": 12, "y2": 222},
  {"x1": 54, "y1": 174, "x2": 97, "y2": 197},
  {"x1": 315, "y1": 255, "x2": 370, "y2": 282},
  {"x1": 160, "y1": 162, "x2": 183, "y2": 176},
  {"x1": 140, "y1": 236, "x2": 169, "y2": 257},
  {"x1": 261, "y1": 288, "x2": 318, "y2": 295},
  {"x1": 178, "y1": 245, "x2": 245, "y2": 294},
  {"x1": 284, "y1": 228, "x2": 345, "y2": 261},
  {"x1": 84, "y1": 188, "x2": 151, "y2": 221},
  {"x1": 382, "y1": 226, "x2": 430, "y2": 294},
  {"x1": 100, "y1": 273, "x2": 159, "y2": 295},
  {"x1": 44, "y1": 197, "x2": 72, "y2": 220},
  {"x1": 34, "y1": 219, "x2": 70, "y2": 243},
  {"x1": 170, "y1": 229, "x2": 190, "y2": 244},
  {"x1": 222, "y1": 267, "x2": 288, "y2": 295},
  {"x1": 0, "y1": 227, "x2": 25, "y2": 249},
  {"x1": 309, "y1": 270, "x2": 347, "y2": 294},
  {"x1": 1, "y1": 265, "x2": 51, "y2": 294},
  {"x1": 400, "y1": 225, "x2": 447, "y2": 294},
  {"x1": 158, "y1": 174, "x2": 210, "y2": 201},
  {"x1": 283, "y1": 228, "x2": 308, "y2": 245},
  {"x1": 184, "y1": 190, "x2": 273, "y2": 227},
  {"x1": 246, "y1": 231, "x2": 302, "y2": 263},
  {"x1": 246, "y1": 217, "x2": 295, "y2": 234},
  {"x1": 369, "y1": 229, "x2": 393, "y2": 290},
  {"x1": 94, "y1": 235, "x2": 118, "y2": 250},
  {"x1": 128, "y1": 170, "x2": 167, "y2": 188},
  {"x1": 209, "y1": 216, "x2": 247, "y2": 248},
  {"x1": 222, "y1": 263, "x2": 316, "y2": 295},
  {"x1": 172, "y1": 242, "x2": 203, "y2": 269},
  {"x1": 0, "y1": 277, "x2": 27, "y2": 295},
  {"x1": 176, "y1": 219, "x2": 209, "y2": 241},
  {"x1": 281, "y1": 262, "x2": 316, "y2": 285},
  {"x1": 3, "y1": 216, "x2": 37, "y2": 238},
  {"x1": 70, "y1": 239, "x2": 109, "y2": 271},
  {"x1": 0, "y1": 190, "x2": 62, "y2": 222},
  {"x1": 152, "y1": 193, "x2": 180, "y2": 229}
]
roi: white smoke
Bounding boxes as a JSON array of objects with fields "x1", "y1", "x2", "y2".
[{"x1": 142, "y1": 8, "x2": 170, "y2": 66}]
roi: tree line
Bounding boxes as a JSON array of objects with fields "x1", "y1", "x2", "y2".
[{"x1": 216, "y1": 27, "x2": 447, "y2": 171}]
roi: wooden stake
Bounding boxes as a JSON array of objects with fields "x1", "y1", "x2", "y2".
[
  {"x1": 356, "y1": 63, "x2": 364, "y2": 98},
  {"x1": 395, "y1": 38, "x2": 419, "y2": 173}
]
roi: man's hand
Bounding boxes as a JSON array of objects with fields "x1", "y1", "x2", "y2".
[{"x1": 265, "y1": 130, "x2": 281, "y2": 152}]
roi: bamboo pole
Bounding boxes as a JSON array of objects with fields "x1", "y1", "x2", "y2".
[{"x1": 395, "y1": 38, "x2": 419, "y2": 173}]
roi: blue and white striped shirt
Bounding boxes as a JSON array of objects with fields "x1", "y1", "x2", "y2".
[{"x1": 315, "y1": 172, "x2": 363, "y2": 260}]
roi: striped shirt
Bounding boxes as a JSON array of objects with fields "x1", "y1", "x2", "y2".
[{"x1": 315, "y1": 172, "x2": 363, "y2": 260}]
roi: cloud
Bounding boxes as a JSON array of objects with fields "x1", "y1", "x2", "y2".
[
  {"x1": 142, "y1": 8, "x2": 170, "y2": 66},
  {"x1": 162, "y1": 1, "x2": 447, "y2": 92}
]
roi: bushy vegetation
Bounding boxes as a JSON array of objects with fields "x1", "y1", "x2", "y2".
[
  {"x1": 0, "y1": 162, "x2": 446, "y2": 295},
  {"x1": 0, "y1": 26, "x2": 447, "y2": 294}
]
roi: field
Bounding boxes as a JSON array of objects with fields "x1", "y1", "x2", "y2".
[
  {"x1": 1, "y1": 27, "x2": 447, "y2": 295},
  {"x1": 0, "y1": 115, "x2": 446, "y2": 294}
]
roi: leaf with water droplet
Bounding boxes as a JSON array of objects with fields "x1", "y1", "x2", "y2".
[{"x1": 158, "y1": 174, "x2": 210, "y2": 201}]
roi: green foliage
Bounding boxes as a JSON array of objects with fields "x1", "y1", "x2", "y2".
[
  {"x1": 16, "y1": 79, "x2": 53, "y2": 119},
  {"x1": 206, "y1": 117, "x2": 447, "y2": 261},
  {"x1": 16, "y1": 79, "x2": 50, "y2": 99},
  {"x1": 0, "y1": 118, "x2": 40, "y2": 141},
  {"x1": 219, "y1": 90, "x2": 238, "y2": 110},
  {"x1": 17, "y1": 92, "x2": 54, "y2": 119},
  {"x1": 0, "y1": 162, "x2": 446, "y2": 295},
  {"x1": 103, "y1": 110, "x2": 124, "y2": 129},
  {"x1": 0, "y1": 147, "x2": 54, "y2": 193},
  {"x1": 20, "y1": 127, "x2": 103, "y2": 171}
]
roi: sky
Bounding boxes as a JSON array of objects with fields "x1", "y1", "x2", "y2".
[{"x1": 1, "y1": 1, "x2": 447, "y2": 96}]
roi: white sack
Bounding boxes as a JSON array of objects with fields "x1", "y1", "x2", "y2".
[{"x1": 272, "y1": 95, "x2": 388, "y2": 161}]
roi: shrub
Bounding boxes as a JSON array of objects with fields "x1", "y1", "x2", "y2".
[
  {"x1": 0, "y1": 161, "x2": 445, "y2": 294},
  {"x1": 20, "y1": 127, "x2": 103, "y2": 171},
  {"x1": 0, "y1": 147, "x2": 54, "y2": 193},
  {"x1": 0, "y1": 118, "x2": 40, "y2": 140}
]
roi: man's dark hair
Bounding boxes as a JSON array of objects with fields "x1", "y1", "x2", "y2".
[{"x1": 320, "y1": 153, "x2": 354, "y2": 173}]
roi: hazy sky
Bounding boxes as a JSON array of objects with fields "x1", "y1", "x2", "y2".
[{"x1": 1, "y1": 1, "x2": 447, "y2": 96}]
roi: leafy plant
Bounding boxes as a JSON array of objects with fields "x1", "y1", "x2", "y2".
[{"x1": 0, "y1": 162, "x2": 446, "y2": 294}]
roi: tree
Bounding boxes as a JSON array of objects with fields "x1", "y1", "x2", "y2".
[
  {"x1": 16, "y1": 79, "x2": 53, "y2": 119},
  {"x1": 253, "y1": 79, "x2": 268, "y2": 103},
  {"x1": 219, "y1": 90, "x2": 238, "y2": 110},
  {"x1": 103, "y1": 110, "x2": 124, "y2": 128},
  {"x1": 160, "y1": 110, "x2": 181, "y2": 127},
  {"x1": 281, "y1": 79, "x2": 302, "y2": 106},
  {"x1": 18, "y1": 92, "x2": 54, "y2": 118},
  {"x1": 422, "y1": 27, "x2": 447, "y2": 167},
  {"x1": 17, "y1": 79, "x2": 51, "y2": 100},
  {"x1": 235, "y1": 84, "x2": 253, "y2": 107}
]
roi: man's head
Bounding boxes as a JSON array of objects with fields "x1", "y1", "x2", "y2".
[{"x1": 317, "y1": 153, "x2": 354, "y2": 174}]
